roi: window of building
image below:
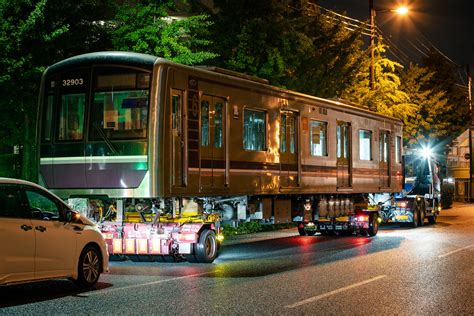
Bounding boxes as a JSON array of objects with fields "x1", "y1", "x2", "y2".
[
  {"x1": 359, "y1": 130, "x2": 372, "y2": 160},
  {"x1": 243, "y1": 109, "x2": 266, "y2": 151}
]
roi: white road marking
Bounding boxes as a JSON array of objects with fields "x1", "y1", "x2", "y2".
[
  {"x1": 438, "y1": 245, "x2": 474, "y2": 258},
  {"x1": 285, "y1": 275, "x2": 387, "y2": 309},
  {"x1": 85, "y1": 271, "x2": 215, "y2": 296}
]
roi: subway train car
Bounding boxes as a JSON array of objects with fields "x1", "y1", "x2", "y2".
[{"x1": 37, "y1": 52, "x2": 403, "y2": 262}]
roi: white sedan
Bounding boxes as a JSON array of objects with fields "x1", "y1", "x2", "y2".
[{"x1": 0, "y1": 178, "x2": 108, "y2": 288}]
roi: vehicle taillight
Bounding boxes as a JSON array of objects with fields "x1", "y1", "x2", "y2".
[{"x1": 398, "y1": 201, "x2": 407, "y2": 208}]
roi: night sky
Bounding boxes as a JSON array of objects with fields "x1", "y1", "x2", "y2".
[{"x1": 317, "y1": 0, "x2": 474, "y2": 69}]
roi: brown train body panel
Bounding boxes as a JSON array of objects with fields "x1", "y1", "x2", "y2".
[{"x1": 156, "y1": 60, "x2": 403, "y2": 199}]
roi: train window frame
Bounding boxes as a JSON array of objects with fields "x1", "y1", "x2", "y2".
[
  {"x1": 88, "y1": 66, "x2": 151, "y2": 141},
  {"x1": 243, "y1": 107, "x2": 267, "y2": 152},
  {"x1": 309, "y1": 120, "x2": 328, "y2": 157},
  {"x1": 359, "y1": 129, "x2": 373, "y2": 161}
]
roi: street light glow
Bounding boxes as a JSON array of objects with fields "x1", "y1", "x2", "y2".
[{"x1": 394, "y1": 6, "x2": 409, "y2": 15}]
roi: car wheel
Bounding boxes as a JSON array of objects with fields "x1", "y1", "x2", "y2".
[
  {"x1": 193, "y1": 229, "x2": 217, "y2": 263},
  {"x1": 75, "y1": 245, "x2": 101, "y2": 288}
]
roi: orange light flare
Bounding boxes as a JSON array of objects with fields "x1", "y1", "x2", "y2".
[{"x1": 393, "y1": 6, "x2": 409, "y2": 15}]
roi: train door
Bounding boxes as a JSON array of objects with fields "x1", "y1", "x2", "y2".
[
  {"x1": 200, "y1": 95, "x2": 226, "y2": 188},
  {"x1": 379, "y1": 130, "x2": 391, "y2": 187},
  {"x1": 336, "y1": 121, "x2": 351, "y2": 188},
  {"x1": 171, "y1": 89, "x2": 185, "y2": 187},
  {"x1": 280, "y1": 111, "x2": 299, "y2": 188}
]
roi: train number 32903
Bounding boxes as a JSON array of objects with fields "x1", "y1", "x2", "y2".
[{"x1": 62, "y1": 78, "x2": 83, "y2": 86}]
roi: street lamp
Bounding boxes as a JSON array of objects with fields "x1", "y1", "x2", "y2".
[{"x1": 369, "y1": 1, "x2": 409, "y2": 90}]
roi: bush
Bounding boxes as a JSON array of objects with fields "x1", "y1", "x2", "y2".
[{"x1": 222, "y1": 221, "x2": 297, "y2": 237}]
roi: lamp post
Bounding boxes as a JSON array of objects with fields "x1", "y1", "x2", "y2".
[{"x1": 369, "y1": 1, "x2": 409, "y2": 90}]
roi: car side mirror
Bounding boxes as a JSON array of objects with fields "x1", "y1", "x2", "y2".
[{"x1": 65, "y1": 210, "x2": 80, "y2": 223}]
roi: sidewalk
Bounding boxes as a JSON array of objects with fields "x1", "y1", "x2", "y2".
[{"x1": 222, "y1": 227, "x2": 298, "y2": 246}]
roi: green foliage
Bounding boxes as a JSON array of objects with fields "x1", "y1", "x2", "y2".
[
  {"x1": 0, "y1": 0, "x2": 114, "y2": 180},
  {"x1": 210, "y1": 0, "x2": 366, "y2": 98},
  {"x1": 341, "y1": 39, "x2": 414, "y2": 121},
  {"x1": 400, "y1": 64, "x2": 450, "y2": 145},
  {"x1": 222, "y1": 221, "x2": 296, "y2": 236},
  {"x1": 112, "y1": 0, "x2": 217, "y2": 65}
]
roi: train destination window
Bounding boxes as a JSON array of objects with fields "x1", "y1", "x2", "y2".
[
  {"x1": 310, "y1": 120, "x2": 327, "y2": 157},
  {"x1": 58, "y1": 94, "x2": 86, "y2": 141},
  {"x1": 201, "y1": 100, "x2": 210, "y2": 146},
  {"x1": 359, "y1": 130, "x2": 372, "y2": 161},
  {"x1": 243, "y1": 109, "x2": 266, "y2": 151},
  {"x1": 396, "y1": 136, "x2": 402, "y2": 163}
]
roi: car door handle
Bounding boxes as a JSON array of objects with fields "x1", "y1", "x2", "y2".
[
  {"x1": 35, "y1": 226, "x2": 47, "y2": 232},
  {"x1": 20, "y1": 224, "x2": 33, "y2": 231}
]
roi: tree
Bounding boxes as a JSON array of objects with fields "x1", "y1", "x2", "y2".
[
  {"x1": 420, "y1": 50, "x2": 469, "y2": 146},
  {"x1": 400, "y1": 64, "x2": 449, "y2": 146},
  {"x1": 341, "y1": 39, "x2": 415, "y2": 127},
  {"x1": 210, "y1": 0, "x2": 367, "y2": 98},
  {"x1": 112, "y1": 0, "x2": 217, "y2": 65},
  {"x1": 0, "y1": 0, "x2": 114, "y2": 180}
]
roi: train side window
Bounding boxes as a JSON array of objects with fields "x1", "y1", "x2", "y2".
[
  {"x1": 214, "y1": 102, "x2": 223, "y2": 148},
  {"x1": 310, "y1": 120, "x2": 327, "y2": 156},
  {"x1": 243, "y1": 109, "x2": 266, "y2": 151},
  {"x1": 280, "y1": 115, "x2": 286, "y2": 153},
  {"x1": 396, "y1": 136, "x2": 402, "y2": 163},
  {"x1": 359, "y1": 130, "x2": 372, "y2": 160},
  {"x1": 379, "y1": 131, "x2": 390, "y2": 162},
  {"x1": 201, "y1": 100, "x2": 210, "y2": 146},
  {"x1": 58, "y1": 93, "x2": 86, "y2": 141},
  {"x1": 172, "y1": 94, "x2": 181, "y2": 131}
]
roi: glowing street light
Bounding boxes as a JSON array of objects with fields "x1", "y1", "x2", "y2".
[{"x1": 369, "y1": 1, "x2": 409, "y2": 90}]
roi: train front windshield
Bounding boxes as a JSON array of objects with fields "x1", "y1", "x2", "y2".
[{"x1": 41, "y1": 67, "x2": 151, "y2": 143}]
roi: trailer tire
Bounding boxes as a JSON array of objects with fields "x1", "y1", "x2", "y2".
[
  {"x1": 428, "y1": 214, "x2": 437, "y2": 224},
  {"x1": 298, "y1": 226, "x2": 307, "y2": 236},
  {"x1": 419, "y1": 207, "x2": 425, "y2": 227},
  {"x1": 193, "y1": 229, "x2": 218, "y2": 263},
  {"x1": 412, "y1": 209, "x2": 419, "y2": 228},
  {"x1": 367, "y1": 214, "x2": 379, "y2": 237},
  {"x1": 306, "y1": 230, "x2": 316, "y2": 236}
]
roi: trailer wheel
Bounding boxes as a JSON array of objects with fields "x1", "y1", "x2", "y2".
[
  {"x1": 306, "y1": 231, "x2": 316, "y2": 236},
  {"x1": 367, "y1": 214, "x2": 379, "y2": 237},
  {"x1": 428, "y1": 214, "x2": 437, "y2": 224},
  {"x1": 418, "y1": 207, "x2": 425, "y2": 227},
  {"x1": 298, "y1": 226, "x2": 307, "y2": 236},
  {"x1": 412, "y1": 209, "x2": 419, "y2": 228},
  {"x1": 193, "y1": 229, "x2": 218, "y2": 263}
]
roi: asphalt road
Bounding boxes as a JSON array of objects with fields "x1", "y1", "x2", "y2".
[{"x1": 2, "y1": 203, "x2": 474, "y2": 315}]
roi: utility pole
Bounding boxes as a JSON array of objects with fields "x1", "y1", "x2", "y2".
[
  {"x1": 468, "y1": 64, "x2": 473, "y2": 202},
  {"x1": 369, "y1": 0, "x2": 376, "y2": 90}
]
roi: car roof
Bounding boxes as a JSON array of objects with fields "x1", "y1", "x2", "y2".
[{"x1": 0, "y1": 178, "x2": 70, "y2": 207}]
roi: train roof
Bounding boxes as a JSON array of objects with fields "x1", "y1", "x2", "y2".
[
  {"x1": 45, "y1": 51, "x2": 158, "y2": 75},
  {"x1": 45, "y1": 51, "x2": 401, "y2": 125}
]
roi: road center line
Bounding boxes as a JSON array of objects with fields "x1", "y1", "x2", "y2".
[
  {"x1": 285, "y1": 275, "x2": 387, "y2": 309},
  {"x1": 85, "y1": 271, "x2": 215, "y2": 296},
  {"x1": 438, "y1": 245, "x2": 474, "y2": 258}
]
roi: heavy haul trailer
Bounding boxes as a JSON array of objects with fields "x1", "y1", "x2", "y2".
[{"x1": 37, "y1": 52, "x2": 404, "y2": 263}]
